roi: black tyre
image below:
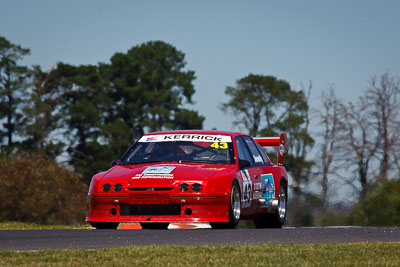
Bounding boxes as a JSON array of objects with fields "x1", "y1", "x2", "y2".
[
  {"x1": 90, "y1": 222, "x2": 119, "y2": 229},
  {"x1": 210, "y1": 181, "x2": 241, "y2": 229},
  {"x1": 254, "y1": 179, "x2": 287, "y2": 228},
  {"x1": 140, "y1": 222, "x2": 170, "y2": 229}
]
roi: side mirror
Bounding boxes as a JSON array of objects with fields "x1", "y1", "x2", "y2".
[
  {"x1": 238, "y1": 159, "x2": 251, "y2": 169},
  {"x1": 111, "y1": 159, "x2": 121, "y2": 167}
]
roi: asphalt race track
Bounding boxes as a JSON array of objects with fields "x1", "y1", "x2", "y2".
[{"x1": 1, "y1": 227, "x2": 400, "y2": 251}]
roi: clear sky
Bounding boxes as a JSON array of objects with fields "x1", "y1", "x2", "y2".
[{"x1": 1, "y1": 0, "x2": 400, "y2": 131}]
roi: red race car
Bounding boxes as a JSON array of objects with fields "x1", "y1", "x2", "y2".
[{"x1": 86, "y1": 130, "x2": 288, "y2": 229}]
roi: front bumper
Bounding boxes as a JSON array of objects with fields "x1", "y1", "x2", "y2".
[{"x1": 86, "y1": 193, "x2": 230, "y2": 223}]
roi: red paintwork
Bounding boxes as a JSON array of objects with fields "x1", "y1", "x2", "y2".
[
  {"x1": 86, "y1": 130, "x2": 288, "y2": 224},
  {"x1": 254, "y1": 133, "x2": 287, "y2": 166},
  {"x1": 253, "y1": 137, "x2": 280, "y2": 146}
]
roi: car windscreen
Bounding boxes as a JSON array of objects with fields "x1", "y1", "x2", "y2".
[{"x1": 120, "y1": 134, "x2": 235, "y2": 165}]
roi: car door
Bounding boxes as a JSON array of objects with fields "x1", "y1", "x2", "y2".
[
  {"x1": 246, "y1": 136, "x2": 281, "y2": 211},
  {"x1": 241, "y1": 136, "x2": 270, "y2": 209},
  {"x1": 234, "y1": 136, "x2": 261, "y2": 214}
]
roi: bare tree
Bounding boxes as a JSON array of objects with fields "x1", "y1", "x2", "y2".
[
  {"x1": 315, "y1": 86, "x2": 343, "y2": 207},
  {"x1": 316, "y1": 73, "x2": 400, "y2": 202},
  {"x1": 339, "y1": 95, "x2": 381, "y2": 200},
  {"x1": 366, "y1": 72, "x2": 400, "y2": 179}
]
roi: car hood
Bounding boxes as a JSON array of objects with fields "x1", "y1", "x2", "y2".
[{"x1": 99, "y1": 162, "x2": 235, "y2": 186}]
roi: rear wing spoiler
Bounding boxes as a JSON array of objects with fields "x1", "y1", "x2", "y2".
[{"x1": 254, "y1": 133, "x2": 287, "y2": 166}]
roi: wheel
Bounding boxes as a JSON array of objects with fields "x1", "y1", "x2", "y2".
[
  {"x1": 211, "y1": 181, "x2": 241, "y2": 229},
  {"x1": 90, "y1": 222, "x2": 119, "y2": 229},
  {"x1": 254, "y1": 179, "x2": 287, "y2": 228},
  {"x1": 140, "y1": 222, "x2": 170, "y2": 229}
]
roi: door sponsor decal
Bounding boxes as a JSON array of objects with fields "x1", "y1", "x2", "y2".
[
  {"x1": 261, "y1": 174, "x2": 275, "y2": 207},
  {"x1": 254, "y1": 183, "x2": 262, "y2": 191},
  {"x1": 253, "y1": 155, "x2": 264, "y2": 164},
  {"x1": 253, "y1": 182, "x2": 263, "y2": 208},
  {"x1": 240, "y1": 169, "x2": 252, "y2": 208}
]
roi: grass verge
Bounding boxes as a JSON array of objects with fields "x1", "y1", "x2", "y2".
[
  {"x1": 0, "y1": 221, "x2": 92, "y2": 230},
  {"x1": 1, "y1": 243, "x2": 399, "y2": 266}
]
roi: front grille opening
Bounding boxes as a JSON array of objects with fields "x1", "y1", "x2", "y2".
[
  {"x1": 120, "y1": 204, "x2": 181, "y2": 216},
  {"x1": 128, "y1": 187, "x2": 174, "y2": 191}
]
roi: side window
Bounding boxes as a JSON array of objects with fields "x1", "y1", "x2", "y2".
[
  {"x1": 256, "y1": 145, "x2": 272, "y2": 166},
  {"x1": 234, "y1": 136, "x2": 254, "y2": 165},
  {"x1": 242, "y1": 136, "x2": 267, "y2": 166},
  {"x1": 253, "y1": 139, "x2": 272, "y2": 166}
]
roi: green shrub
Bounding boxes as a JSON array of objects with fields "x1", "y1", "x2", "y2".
[
  {"x1": 348, "y1": 177, "x2": 400, "y2": 226},
  {"x1": 0, "y1": 152, "x2": 88, "y2": 224}
]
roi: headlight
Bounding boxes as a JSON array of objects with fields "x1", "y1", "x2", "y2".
[
  {"x1": 191, "y1": 183, "x2": 202, "y2": 192},
  {"x1": 114, "y1": 184, "x2": 123, "y2": 192},
  {"x1": 179, "y1": 183, "x2": 189, "y2": 192},
  {"x1": 102, "y1": 184, "x2": 111, "y2": 192}
]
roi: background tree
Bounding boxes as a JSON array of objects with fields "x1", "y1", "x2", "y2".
[
  {"x1": 57, "y1": 41, "x2": 204, "y2": 183},
  {"x1": 108, "y1": 41, "x2": 202, "y2": 134},
  {"x1": 366, "y1": 72, "x2": 400, "y2": 179},
  {"x1": 221, "y1": 74, "x2": 314, "y2": 197},
  {"x1": 335, "y1": 73, "x2": 400, "y2": 201},
  {"x1": 221, "y1": 75, "x2": 289, "y2": 136},
  {"x1": 314, "y1": 74, "x2": 400, "y2": 225},
  {"x1": 172, "y1": 109, "x2": 205, "y2": 130},
  {"x1": 338, "y1": 97, "x2": 380, "y2": 200},
  {"x1": 57, "y1": 63, "x2": 117, "y2": 182},
  {"x1": 0, "y1": 36, "x2": 30, "y2": 153},
  {"x1": 314, "y1": 87, "x2": 343, "y2": 208},
  {"x1": 20, "y1": 65, "x2": 65, "y2": 158}
]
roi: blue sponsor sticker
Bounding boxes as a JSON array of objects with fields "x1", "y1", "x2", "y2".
[
  {"x1": 142, "y1": 166, "x2": 175, "y2": 174},
  {"x1": 261, "y1": 174, "x2": 275, "y2": 207}
]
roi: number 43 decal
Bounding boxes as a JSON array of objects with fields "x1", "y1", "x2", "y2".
[{"x1": 210, "y1": 142, "x2": 228, "y2": 149}]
